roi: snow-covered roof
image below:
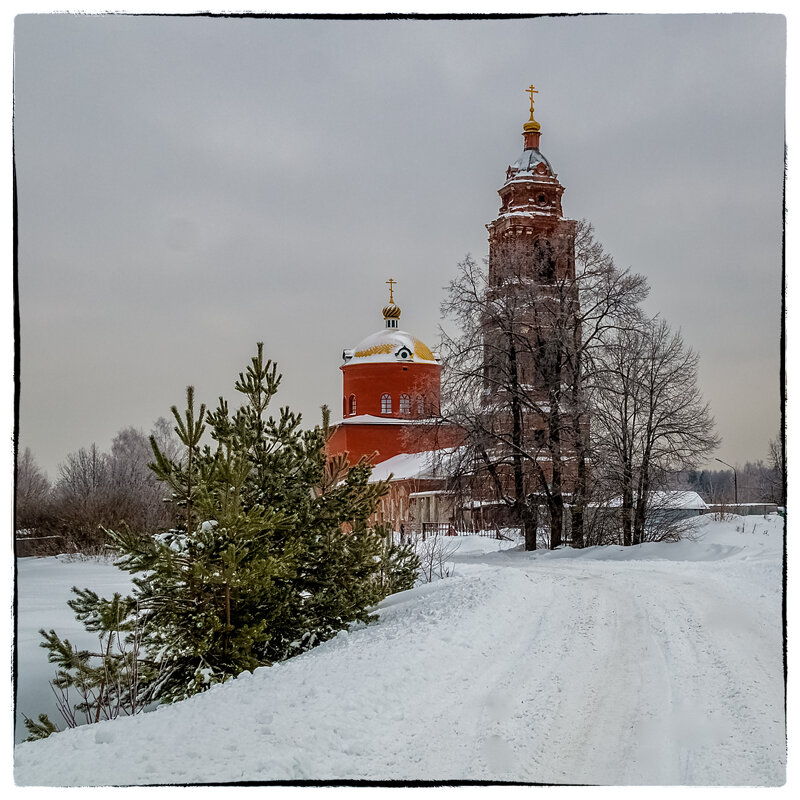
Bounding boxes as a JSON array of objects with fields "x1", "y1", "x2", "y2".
[
  {"x1": 336, "y1": 414, "x2": 438, "y2": 426},
  {"x1": 506, "y1": 147, "x2": 554, "y2": 178},
  {"x1": 343, "y1": 328, "x2": 440, "y2": 366},
  {"x1": 596, "y1": 491, "x2": 709, "y2": 510},
  {"x1": 497, "y1": 208, "x2": 561, "y2": 220},
  {"x1": 368, "y1": 448, "x2": 459, "y2": 483},
  {"x1": 651, "y1": 491, "x2": 709, "y2": 510}
]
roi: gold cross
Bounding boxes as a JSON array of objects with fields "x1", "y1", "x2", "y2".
[
  {"x1": 526, "y1": 84, "x2": 539, "y2": 118},
  {"x1": 386, "y1": 278, "x2": 397, "y2": 303}
]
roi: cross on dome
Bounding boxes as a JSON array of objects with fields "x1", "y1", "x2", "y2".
[
  {"x1": 524, "y1": 83, "x2": 541, "y2": 134},
  {"x1": 382, "y1": 279, "x2": 402, "y2": 328},
  {"x1": 526, "y1": 84, "x2": 539, "y2": 118}
]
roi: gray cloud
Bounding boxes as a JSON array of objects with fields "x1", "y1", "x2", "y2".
[{"x1": 14, "y1": 13, "x2": 785, "y2": 477}]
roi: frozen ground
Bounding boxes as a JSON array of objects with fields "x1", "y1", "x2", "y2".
[{"x1": 14, "y1": 515, "x2": 786, "y2": 786}]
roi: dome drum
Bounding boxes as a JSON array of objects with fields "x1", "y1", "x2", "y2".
[{"x1": 340, "y1": 361, "x2": 441, "y2": 420}]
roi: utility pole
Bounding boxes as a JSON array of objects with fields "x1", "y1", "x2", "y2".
[{"x1": 715, "y1": 457, "x2": 738, "y2": 505}]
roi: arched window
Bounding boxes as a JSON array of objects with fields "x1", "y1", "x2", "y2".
[
  {"x1": 532, "y1": 239, "x2": 556, "y2": 283},
  {"x1": 399, "y1": 394, "x2": 411, "y2": 415},
  {"x1": 348, "y1": 394, "x2": 357, "y2": 416},
  {"x1": 416, "y1": 395, "x2": 425, "y2": 417},
  {"x1": 381, "y1": 393, "x2": 392, "y2": 414},
  {"x1": 343, "y1": 397, "x2": 347, "y2": 417}
]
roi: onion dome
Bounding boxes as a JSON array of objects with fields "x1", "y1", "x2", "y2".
[
  {"x1": 382, "y1": 301, "x2": 402, "y2": 326},
  {"x1": 523, "y1": 111, "x2": 541, "y2": 133},
  {"x1": 341, "y1": 281, "x2": 440, "y2": 365},
  {"x1": 523, "y1": 118, "x2": 541, "y2": 133},
  {"x1": 521, "y1": 83, "x2": 544, "y2": 151}
]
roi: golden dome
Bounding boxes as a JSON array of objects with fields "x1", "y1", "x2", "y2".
[
  {"x1": 382, "y1": 303, "x2": 402, "y2": 320},
  {"x1": 413, "y1": 338, "x2": 435, "y2": 361},
  {"x1": 348, "y1": 329, "x2": 439, "y2": 364}
]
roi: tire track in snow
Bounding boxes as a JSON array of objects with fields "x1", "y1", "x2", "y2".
[
  {"x1": 14, "y1": 528, "x2": 785, "y2": 785},
  {"x1": 489, "y1": 562, "x2": 681, "y2": 784},
  {"x1": 634, "y1": 567, "x2": 786, "y2": 785},
  {"x1": 464, "y1": 556, "x2": 784, "y2": 785}
]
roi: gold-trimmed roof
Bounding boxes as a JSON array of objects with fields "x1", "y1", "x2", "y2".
[
  {"x1": 413, "y1": 338, "x2": 435, "y2": 361},
  {"x1": 354, "y1": 342, "x2": 395, "y2": 358},
  {"x1": 346, "y1": 329, "x2": 439, "y2": 365}
]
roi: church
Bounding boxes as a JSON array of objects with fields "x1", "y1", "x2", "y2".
[{"x1": 327, "y1": 87, "x2": 579, "y2": 537}]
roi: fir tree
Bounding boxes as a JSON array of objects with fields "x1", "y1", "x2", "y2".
[{"x1": 33, "y1": 344, "x2": 419, "y2": 725}]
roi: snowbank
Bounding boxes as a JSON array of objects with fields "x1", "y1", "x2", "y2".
[{"x1": 14, "y1": 516, "x2": 786, "y2": 786}]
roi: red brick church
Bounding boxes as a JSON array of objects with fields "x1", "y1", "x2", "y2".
[{"x1": 327, "y1": 88, "x2": 578, "y2": 535}]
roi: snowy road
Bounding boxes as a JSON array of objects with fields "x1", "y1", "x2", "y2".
[{"x1": 14, "y1": 517, "x2": 786, "y2": 786}]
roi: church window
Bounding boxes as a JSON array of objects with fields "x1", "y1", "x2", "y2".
[
  {"x1": 532, "y1": 239, "x2": 556, "y2": 283},
  {"x1": 348, "y1": 394, "x2": 357, "y2": 416},
  {"x1": 381, "y1": 393, "x2": 392, "y2": 414},
  {"x1": 416, "y1": 395, "x2": 425, "y2": 416},
  {"x1": 399, "y1": 394, "x2": 411, "y2": 415},
  {"x1": 343, "y1": 397, "x2": 347, "y2": 417}
]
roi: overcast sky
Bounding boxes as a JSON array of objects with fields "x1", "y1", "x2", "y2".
[{"x1": 13, "y1": 12, "x2": 785, "y2": 479}]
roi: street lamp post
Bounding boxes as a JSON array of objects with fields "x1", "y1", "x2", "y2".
[{"x1": 715, "y1": 458, "x2": 738, "y2": 505}]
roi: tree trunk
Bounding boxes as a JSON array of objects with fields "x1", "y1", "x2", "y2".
[
  {"x1": 509, "y1": 337, "x2": 536, "y2": 551},
  {"x1": 570, "y1": 414, "x2": 589, "y2": 548},
  {"x1": 633, "y1": 456, "x2": 651, "y2": 545},
  {"x1": 570, "y1": 504, "x2": 584, "y2": 549},
  {"x1": 523, "y1": 502, "x2": 538, "y2": 551},
  {"x1": 621, "y1": 457, "x2": 633, "y2": 547},
  {"x1": 547, "y1": 384, "x2": 564, "y2": 550},
  {"x1": 548, "y1": 496, "x2": 564, "y2": 550}
]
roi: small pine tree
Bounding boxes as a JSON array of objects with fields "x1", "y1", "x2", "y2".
[
  {"x1": 375, "y1": 525, "x2": 420, "y2": 595},
  {"x1": 26, "y1": 589, "x2": 153, "y2": 740},
  {"x1": 33, "y1": 344, "x2": 419, "y2": 722},
  {"x1": 23, "y1": 713, "x2": 59, "y2": 741}
]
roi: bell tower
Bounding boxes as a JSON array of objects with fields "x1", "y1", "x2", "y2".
[
  {"x1": 482, "y1": 87, "x2": 580, "y2": 404},
  {"x1": 486, "y1": 85, "x2": 576, "y2": 288}
]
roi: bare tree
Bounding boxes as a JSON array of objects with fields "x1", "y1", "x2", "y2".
[
  {"x1": 15, "y1": 447, "x2": 52, "y2": 534},
  {"x1": 439, "y1": 220, "x2": 647, "y2": 550},
  {"x1": 414, "y1": 531, "x2": 461, "y2": 583},
  {"x1": 48, "y1": 421, "x2": 181, "y2": 552},
  {"x1": 439, "y1": 252, "x2": 545, "y2": 549},
  {"x1": 53, "y1": 443, "x2": 112, "y2": 549},
  {"x1": 150, "y1": 415, "x2": 183, "y2": 464},
  {"x1": 109, "y1": 425, "x2": 176, "y2": 533},
  {"x1": 559, "y1": 221, "x2": 648, "y2": 547},
  {"x1": 591, "y1": 317, "x2": 720, "y2": 545},
  {"x1": 767, "y1": 434, "x2": 786, "y2": 505}
]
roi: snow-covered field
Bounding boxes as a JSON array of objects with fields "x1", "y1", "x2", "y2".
[
  {"x1": 14, "y1": 515, "x2": 786, "y2": 786},
  {"x1": 14, "y1": 554, "x2": 135, "y2": 745}
]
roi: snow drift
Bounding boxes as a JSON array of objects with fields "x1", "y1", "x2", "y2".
[{"x1": 14, "y1": 515, "x2": 786, "y2": 786}]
